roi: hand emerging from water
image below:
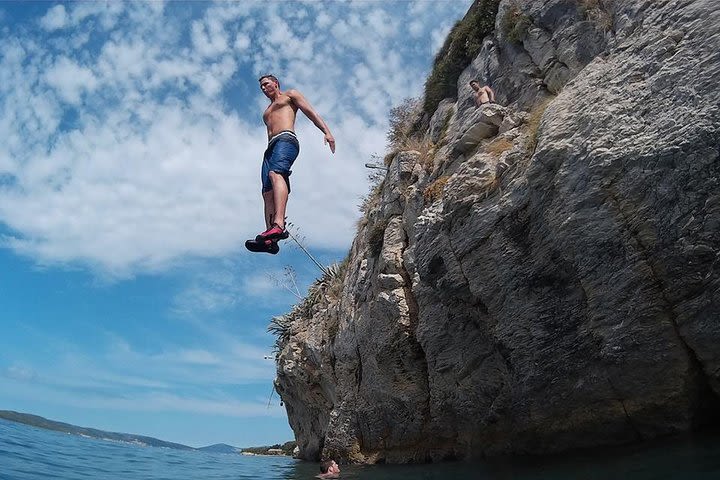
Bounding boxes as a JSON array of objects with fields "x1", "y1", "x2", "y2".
[{"x1": 324, "y1": 133, "x2": 336, "y2": 153}]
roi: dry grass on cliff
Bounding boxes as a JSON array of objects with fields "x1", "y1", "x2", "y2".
[
  {"x1": 386, "y1": 97, "x2": 422, "y2": 153},
  {"x1": 383, "y1": 136, "x2": 436, "y2": 171},
  {"x1": 268, "y1": 314, "x2": 293, "y2": 354},
  {"x1": 485, "y1": 137, "x2": 514, "y2": 156},
  {"x1": 423, "y1": 175, "x2": 449, "y2": 204},
  {"x1": 403, "y1": 136, "x2": 435, "y2": 172},
  {"x1": 322, "y1": 259, "x2": 348, "y2": 302},
  {"x1": 383, "y1": 96, "x2": 434, "y2": 174},
  {"x1": 526, "y1": 96, "x2": 554, "y2": 151}
]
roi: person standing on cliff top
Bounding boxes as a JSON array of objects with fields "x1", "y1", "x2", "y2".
[
  {"x1": 245, "y1": 74, "x2": 336, "y2": 254},
  {"x1": 470, "y1": 79, "x2": 496, "y2": 106},
  {"x1": 317, "y1": 459, "x2": 340, "y2": 478}
]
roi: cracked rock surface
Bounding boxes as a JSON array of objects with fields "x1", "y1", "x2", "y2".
[{"x1": 274, "y1": 0, "x2": 720, "y2": 464}]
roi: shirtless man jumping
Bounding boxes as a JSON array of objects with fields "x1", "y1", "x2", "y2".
[{"x1": 246, "y1": 74, "x2": 335, "y2": 254}]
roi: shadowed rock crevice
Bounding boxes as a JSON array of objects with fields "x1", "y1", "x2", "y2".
[{"x1": 606, "y1": 377, "x2": 644, "y2": 442}]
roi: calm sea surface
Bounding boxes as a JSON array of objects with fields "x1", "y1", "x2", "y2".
[{"x1": 2, "y1": 418, "x2": 720, "y2": 479}]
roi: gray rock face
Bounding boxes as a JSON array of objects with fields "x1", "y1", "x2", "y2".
[
  {"x1": 275, "y1": 0, "x2": 720, "y2": 464},
  {"x1": 471, "y1": 0, "x2": 613, "y2": 110},
  {"x1": 428, "y1": 99, "x2": 456, "y2": 144},
  {"x1": 449, "y1": 103, "x2": 506, "y2": 154}
]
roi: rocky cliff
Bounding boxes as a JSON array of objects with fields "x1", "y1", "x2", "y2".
[{"x1": 273, "y1": 0, "x2": 720, "y2": 463}]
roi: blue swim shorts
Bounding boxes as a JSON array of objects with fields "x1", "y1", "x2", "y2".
[{"x1": 261, "y1": 130, "x2": 300, "y2": 193}]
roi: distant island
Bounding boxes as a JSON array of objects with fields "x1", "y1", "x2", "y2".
[
  {"x1": 0, "y1": 410, "x2": 294, "y2": 455},
  {"x1": 198, "y1": 443, "x2": 242, "y2": 454}
]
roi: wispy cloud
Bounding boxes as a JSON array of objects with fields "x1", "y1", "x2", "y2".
[
  {"x1": 4, "y1": 378, "x2": 285, "y2": 418},
  {"x1": 3, "y1": 364, "x2": 38, "y2": 382},
  {"x1": 1, "y1": 327, "x2": 278, "y2": 418},
  {"x1": 170, "y1": 261, "x2": 300, "y2": 319},
  {"x1": 39, "y1": 4, "x2": 68, "y2": 31},
  {"x1": 172, "y1": 269, "x2": 244, "y2": 316}
]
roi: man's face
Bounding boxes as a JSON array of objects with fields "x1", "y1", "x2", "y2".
[
  {"x1": 470, "y1": 81, "x2": 480, "y2": 92},
  {"x1": 260, "y1": 78, "x2": 278, "y2": 97}
]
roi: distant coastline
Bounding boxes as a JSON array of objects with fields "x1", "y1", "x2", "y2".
[
  {"x1": 0, "y1": 410, "x2": 294, "y2": 455},
  {"x1": 239, "y1": 441, "x2": 297, "y2": 457}
]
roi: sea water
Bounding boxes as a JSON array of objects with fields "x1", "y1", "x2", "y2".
[{"x1": 1, "y1": 418, "x2": 719, "y2": 479}]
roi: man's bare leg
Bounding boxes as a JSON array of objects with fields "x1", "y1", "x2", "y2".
[
  {"x1": 268, "y1": 171, "x2": 288, "y2": 229},
  {"x1": 262, "y1": 191, "x2": 275, "y2": 229}
]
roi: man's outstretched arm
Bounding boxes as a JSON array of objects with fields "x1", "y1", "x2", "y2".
[{"x1": 287, "y1": 89, "x2": 336, "y2": 153}]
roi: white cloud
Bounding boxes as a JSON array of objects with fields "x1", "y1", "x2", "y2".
[
  {"x1": 409, "y1": 20, "x2": 424, "y2": 37},
  {"x1": 39, "y1": 4, "x2": 68, "y2": 31},
  {"x1": 4, "y1": 364, "x2": 37, "y2": 381},
  {"x1": 43, "y1": 56, "x2": 98, "y2": 104},
  {"x1": 174, "y1": 284, "x2": 239, "y2": 316},
  {"x1": 329, "y1": 20, "x2": 366, "y2": 50},
  {"x1": 159, "y1": 349, "x2": 222, "y2": 366},
  {"x1": 92, "y1": 392, "x2": 285, "y2": 417},
  {"x1": 172, "y1": 270, "x2": 244, "y2": 316},
  {"x1": 0, "y1": 101, "x2": 263, "y2": 276},
  {"x1": 2, "y1": 329, "x2": 276, "y2": 396},
  {"x1": 234, "y1": 33, "x2": 250, "y2": 51},
  {"x1": 366, "y1": 9, "x2": 396, "y2": 38},
  {"x1": 70, "y1": 2, "x2": 110, "y2": 26},
  {"x1": 171, "y1": 260, "x2": 303, "y2": 320},
  {"x1": 242, "y1": 274, "x2": 278, "y2": 297},
  {"x1": 96, "y1": 39, "x2": 156, "y2": 85},
  {"x1": 192, "y1": 16, "x2": 229, "y2": 58},
  {"x1": 316, "y1": 12, "x2": 331, "y2": 28},
  {"x1": 40, "y1": 2, "x2": 126, "y2": 33},
  {"x1": 3, "y1": 378, "x2": 285, "y2": 418}
]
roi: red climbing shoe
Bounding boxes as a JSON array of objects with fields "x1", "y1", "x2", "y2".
[{"x1": 255, "y1": 223, "x2": 289, "y2": 242}]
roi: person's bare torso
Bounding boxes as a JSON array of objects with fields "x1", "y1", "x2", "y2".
[
  {"x1": 263, "y1": 93, "x2": 298, "y2": 139},
  {"x1": 476, "y1": 87, "x2": 491, "y2": 104}
]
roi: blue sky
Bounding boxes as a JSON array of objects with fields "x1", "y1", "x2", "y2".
[{"x1": 0, "y1": 0, "x2": 472, "y2": 448}]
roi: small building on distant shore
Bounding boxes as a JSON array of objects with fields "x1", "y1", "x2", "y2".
[{"x1": 267, "y1": 448, "x2": 284, "y2": 455}]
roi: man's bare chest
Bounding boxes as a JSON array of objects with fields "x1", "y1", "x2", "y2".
[{"x1": 264, "y1": 98, "x2": 295, "y2": 121}]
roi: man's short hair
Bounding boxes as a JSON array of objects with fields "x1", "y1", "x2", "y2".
[
  {"x1": 258, "y1": 74, "x2": 279, "y2": 87},
  {"x1": 469, "y1": 79, "x2": 480, "y2": 86},
  {"x1": 319, "y1": 460, "x2": 333, "y2": 473}
]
